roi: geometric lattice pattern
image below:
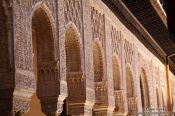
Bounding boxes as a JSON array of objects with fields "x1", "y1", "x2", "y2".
[
  {"x1": 91, "y1": 7, "x2": 105, "y2": 47},
  {"x1": 111, "y1": 26, "x2": 122, "y2": 57},
  {"x1": 124, "y1": 39, "x2": 134, "y2": 66},
  {"x1": 64, "y1": 0, "x2": 82, "y2": 34}
]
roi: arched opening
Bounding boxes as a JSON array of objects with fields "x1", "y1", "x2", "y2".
[
  {"x1": 162, "y1": 92, "x2": 165, "y2": 108},
  {"x1": 126, "y1": 66, "x2": 134, "y2": 97},
  {"x1": 0, "y1": 1, "x2": 9, "y2": 69},
  {"x1": 112, "y1": 55, "x2": 120, "y2": 90},
  {"x1": 140, "y1": 69, "x2": 150, "y2": 110},
  {"x1": 65, "y1": 26, "x2": 81, "y2": 72},
  {"x1": 24, "y1": 7, "x2": 54, "y2": 116},
  {"x1": 93, "y1": 41, "x2": 103, "y2": 82},
  {"x1": 92, "y1": 40, "x2": 106, "y2": 115},
  {"x1": 140, "y1": 79, "x2": 145, "y2": 109},
  {"x1": 112, "y1": 54, "x2": 124, "y2": 113},
  {"x1": 172, "y1": 98, "x2": 174, "y2": 112},
  {"x1": 65, "y1": 25, "x2": 82, "y2": 115},
  {"x1": 156, "y1": 88, "x2": 160, "y2": 108},
  {"x1": 126, "y1": 66, "x2": 137, "y2": 114}
]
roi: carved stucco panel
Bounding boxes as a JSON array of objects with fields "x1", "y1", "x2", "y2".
[
  {"x1": 91, "y1": 7, "x2": 105, "y2": 48},
  {"x1": 111, "y1": 26, "x2": 122, "y2": 58},
  {"x1": 124, "y1": 39, "x2": 134, "y2": 69},
  {"x1": 14, "y1": 0, "x2": 58, "y2": 90},
  {"x1": 14, "y1": 0, "x2": 57, "y2": 71},
  {"x1": 63, "y1": 0, "x2": 83, "y2": 36},
  {"x1": 14, "y1": 0, "x2": 24, "y2": 70},
  {"x1": 13, "y1": 97, "x2": 30, "y2": 112},
  {"x1": 15, "y1": 70, "x2": 36, "y2": 90}
]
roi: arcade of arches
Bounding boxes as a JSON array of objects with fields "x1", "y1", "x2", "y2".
[{"x1": 0, "y1": 0, "x2": 175, "y2": 116}]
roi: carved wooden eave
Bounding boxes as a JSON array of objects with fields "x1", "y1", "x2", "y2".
[
  {"x1": 102, "y1": 0, "x2": 175, "y2": 73},
  {"x1": 150, "y1": 0, "x2": 167, "y2": 26}
]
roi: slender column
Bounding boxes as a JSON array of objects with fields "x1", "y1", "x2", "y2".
[{"x1": 68, "y1": 101, "x2": 94, "y2": 116}]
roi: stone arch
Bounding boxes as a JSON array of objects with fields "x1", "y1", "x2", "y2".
[
  {"x1": 32, "y1": 7, "x2": 54, "y2": 64},
  {"x1": 126, "y1": 65, "x2": 134, "y2": 97},
  {"x1": 29, "y1": 4, "x2": 56, "y2": 66},
  {"x1": 65, "y1": 23, "x2": 84, "y2": 115},
  {"x1": 93, "y1": 39, "x2": 104, "y2": 82},
  {"x1": 31, "y1": 2, "x2": 56, "y2": 35},
  {"x1": 126, "y1": 65, "x2": 137, "y2": 114},
  {"x1": 112, "y1": 53, "x2": 121, "y2": 90},
  {"x1": 140, "y1": 68, "x2": 150, "y2": 110},
  {"x1": 65, "y1": 23, "x2": 82, "y2": 72},
  {"x1": 93, "y1": 38, "x2": 108, "y2": 115},
  {"x1": 25, "y1": 6, "x2": 56, "y2": 116}
]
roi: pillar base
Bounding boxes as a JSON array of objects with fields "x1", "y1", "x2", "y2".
[
  {"x1": 68, "y1": 100, "x2": 94, "y2": 116},
  {"x1": 93, "y1": 105, "x2": 114, "y2": 116}
]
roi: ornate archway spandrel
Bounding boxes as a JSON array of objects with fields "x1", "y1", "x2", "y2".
[
  {"x1": 111, "y1": 26, "x2": 122, "y2": 58},
  {"x1": 91, "y1": 7, "x2": 105, "y2": 48},
  {"x1": 63, "y1": 0, "x2": 83, "y2": 36},
  {"x1": 124, "y1": 39, "x2": 135, "y2": 69}
]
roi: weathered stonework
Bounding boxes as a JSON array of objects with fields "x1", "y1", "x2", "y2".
[{"x1": 0, "y1": 0, "x2": 174, "y2": 116}]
